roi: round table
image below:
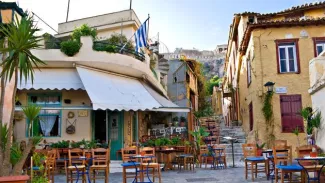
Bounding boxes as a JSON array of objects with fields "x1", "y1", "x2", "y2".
[
  {"x1": 296, "y1": 156, "x2": 325, "y2": 183},
  {"x1": 157, "y1": 149, "x2": 176, "y2": 171}
]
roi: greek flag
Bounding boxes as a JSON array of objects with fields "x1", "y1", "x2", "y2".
[{"x1": 134, "y1": 19, "x2": 148, "y2": 52}]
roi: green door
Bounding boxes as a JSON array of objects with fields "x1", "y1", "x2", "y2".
[{"x1": 108, "y1": 111, "x2": 123, "y2": 160}]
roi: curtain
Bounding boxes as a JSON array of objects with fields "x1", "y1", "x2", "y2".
[{"x1": 39, "y1": 116, "x2": 57, "y2": 136}]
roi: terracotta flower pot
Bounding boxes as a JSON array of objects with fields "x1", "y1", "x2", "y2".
[
  {"x1": 0, "y1": 175, "x2": 29, "y2": 183},
  {"x1": 256, "y1": 149, "x2": 263, "y2": 156}
]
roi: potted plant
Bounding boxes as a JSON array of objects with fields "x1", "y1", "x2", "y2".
[
  {"x1": 180, "y1": 116, "x2": 187, "y2": 127},
  {"x1": 256, "y1": 142, "x2": 266, "y2": 156},
  {"x1": 154, "y1": 138, "x2": 162, "y2": 151},
  {"x1": 172, "y1": 116, "x2": 179, "y2": 127}
]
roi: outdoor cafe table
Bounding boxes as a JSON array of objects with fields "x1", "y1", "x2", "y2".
[
  {"x1": 157, "y1": 149, "x2": 177, "y2": 171},
  {"x1": 130, "y1": 155, "x2": 156, "y2": 183},
  {"x1": 296, "y1": 156, "x2": 325, "y2": 183}
]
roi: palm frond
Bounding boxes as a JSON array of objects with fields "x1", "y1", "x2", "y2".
[
  {"x1": 22, "y1": 105, "x2": 41, "y2": 122},
  {"x1": 0, "y1": 14, "x2": 45, "y2": 83}
]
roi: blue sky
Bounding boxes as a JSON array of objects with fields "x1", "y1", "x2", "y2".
[{"x1": 16, "y1": 0, "x2": 315, "y2": 52}]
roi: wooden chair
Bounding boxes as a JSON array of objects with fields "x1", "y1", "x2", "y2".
[
  {"x1": 66, "y1": 148, "x2": 86, "y2": 183},
  {"x1": 55, "y1": 149, "x2": 67, "y2": 173},
  {"x1": 213, "y1": 144, "x2": 227, "y2": 168},
  {"x1": 273, "y1": 140, "x2": 287, "y2": 148},
  {"x1": 199, "y1": 145, "x2": 209, "y2": 168},
  {"x1": 140, "y1": 147, "x2": 162, "y2": 183},
  {"x1": 177, "y1": 146, "x2": 195, "y2": 171},
  {"x1": 242, "y1": 144, "x2": 268, "y2": 181},
  {"x1": 90, "y1": 148, "x2": 110, "y2": 183},
  {"x1": 121, "y1": 147, "x2": 140, "y2": 183},
  {"x1": 273, "y1": 145, "x2": 304, "y2": 183},
  {"x1": 45, "y1": 149, "x2": 57, "y2": 183}
]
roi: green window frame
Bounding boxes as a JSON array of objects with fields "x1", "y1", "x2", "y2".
[{"x1": 26, "y1": 93, "x2": 62, "y2": 137}]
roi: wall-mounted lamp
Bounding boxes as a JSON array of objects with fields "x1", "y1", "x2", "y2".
[{"x1": 264, "y1": 81, "x2": 275, "y2": 93}]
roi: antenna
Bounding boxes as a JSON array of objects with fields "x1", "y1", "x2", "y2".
[{"x1": 66, "y1": 0, "x2": 70, "y2": 22}]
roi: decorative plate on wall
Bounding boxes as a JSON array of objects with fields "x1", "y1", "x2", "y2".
[{"x1": 68, "y1": 111, "x2": 75, "y2": 118}]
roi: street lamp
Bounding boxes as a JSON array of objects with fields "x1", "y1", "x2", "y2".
[
  {"x1": 0, "y1": 2, "x2": 24, "y2": 24},
  {"x1": 264, "y1": 81, "x2": 275, "y2": 93}
]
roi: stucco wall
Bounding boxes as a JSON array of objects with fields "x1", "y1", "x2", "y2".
[
  {"x1": 14, "y1": 90, "x2": 92, "y2": 143},
  {"x1": 311, "y1": 87, "x2": 325, "y2": 150},
  {"x1": 238, "y1": 25, "x2": 325, "y2": 150}
]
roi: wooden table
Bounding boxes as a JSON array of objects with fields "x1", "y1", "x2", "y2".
[{"x1": 157, "y1": 149, "x2": 177, "y2": 171}]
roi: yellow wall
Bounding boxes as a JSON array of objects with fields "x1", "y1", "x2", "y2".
[
  {"x1": 14, "y1": 90, "x2": 92, "y2": 143},
  {"x1": 238, "y1": 25, "x2": 325, "y2": 151}
]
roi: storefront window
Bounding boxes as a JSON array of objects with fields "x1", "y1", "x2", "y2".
[{"x1": 27, "y1": 94, "x2": 61, "y2": 137}]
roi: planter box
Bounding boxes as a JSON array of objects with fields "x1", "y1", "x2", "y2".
[{"x1": 0, "y1": 175, "x2": 29, "y2": 183}]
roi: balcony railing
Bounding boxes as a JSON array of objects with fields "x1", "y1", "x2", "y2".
[
  {"x1": 43, "y1": 38, "x2": 146, "y2": 62},
  {"x1": 93, "y1": 41, "x2": 145, "y2": 62}
]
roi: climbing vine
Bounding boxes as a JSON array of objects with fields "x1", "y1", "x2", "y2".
[{"x1": 262, "y1": 92, "x2": 275, "y2": 147}]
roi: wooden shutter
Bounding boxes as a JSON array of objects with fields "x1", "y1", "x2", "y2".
[
  {"x1": 280, "y1": 95, "x2": 303, "y2": 133},
  {"x1": 249, "y1": 102, "x2": 253, "y2": 131},
  {"x1": 290, "y1": 95, "x2": 303, "y2": 132}
]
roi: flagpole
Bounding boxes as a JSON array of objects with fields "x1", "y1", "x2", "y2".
[
  {"x1": 66, "y1": 0, "x2": 70, "y2": 22},
  {"x1": 119, "y1": 17, "x2": 150, "y2": 53},
  {"x1": 147, "y1": 14, "x2": 150, "y2": 42}
]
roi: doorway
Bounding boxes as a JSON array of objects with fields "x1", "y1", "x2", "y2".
[
  {"x1": 93, "y1": 110, "x2": 124, "y2": 160},
  {"x1": 94, "y1": 110, "x2": 107, "y2": 143},
  {"x1": 107, "y1": 111, "x2": 123, "y2": 160}
]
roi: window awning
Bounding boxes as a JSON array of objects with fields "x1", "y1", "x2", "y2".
[
  {"x1": 17, "y1": 69, "x2": 84, "y2": 90},
  {"x1": 76, "y1": 67, "x2": 189, "y2": 112}
]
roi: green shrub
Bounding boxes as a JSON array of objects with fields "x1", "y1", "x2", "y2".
[
  {"x1": 60, "y1": 40, "x2": 81, "y2": 56},
  {"x1": 72, "y1": 24, "x2": 97, "y2": 42},
  {"x1": 104, "y1": 45, "x2": 116, "y2": 53}
]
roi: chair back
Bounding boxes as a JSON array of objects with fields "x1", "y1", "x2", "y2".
[
  {"x1": 140, "y1": 147, "x2": 156, "y2": 162},
  {"x1": 242, "y1": 144, "x2": 257, "y2": 158},
  {"x1": 185, "y1": 145, "x2": 192, "y2": 154},
  {"x1": 273, "y1": 140, "x2": 287, "y2": 148},
  {"x1": 46, "y1": 149, "x2": 57, "y2": 167},
  {"x1": 121, "y1": 147, "x2": 138, "y2": 162},
  {"x1": 213, "y1": 144, "x2": 227, "y2": 156},
  {"x1": 68, "y1": 148, "x2": 85, "y2": 166},
  {"x1": 296, "y1": 145, "x2": 319, "y2": 158},
  {"x1": 273, "y1": 145, "x2": 292, "y2": 165},
  {"x1": 199, "y1": 145, "x2": 208, "y2": 155},
  {"x1": 92, "y1": 148, "x2": 110, "y2": 165}
]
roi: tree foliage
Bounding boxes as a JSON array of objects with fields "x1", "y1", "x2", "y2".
[
  {"x1": 206, "y1": 75, "x2": 221, "y2": 95},
  {"x1": 0, "y1": 14, "x2": 44, "y2": 176}
]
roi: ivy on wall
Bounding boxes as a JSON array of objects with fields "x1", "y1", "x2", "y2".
[{"x1": 262, "y1": 92, "x2": 275, "y2": 147}]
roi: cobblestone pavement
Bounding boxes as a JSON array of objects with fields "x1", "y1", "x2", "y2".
[{"x1": 54, "y1": 167, "x2": 272, "y2": 183}]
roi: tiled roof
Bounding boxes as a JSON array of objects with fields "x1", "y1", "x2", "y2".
[
  {"x1": 259, "y1": 1, "x2": 325, "y2": 17},
  {"x1": 239, "y1": 17, "x2": 325, "y2": 53},
  {"x1": 235, "y1": 1, "x2": 325, "y2": 17}
]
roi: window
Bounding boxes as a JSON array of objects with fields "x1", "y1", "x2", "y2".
[
  {"x1": 276, "y1": 39, "x2": 300, "y2": 73},
  {"x1": 248, "y1": 16, "x2": 255, "y2": 23},
  {"x1": 247, "y1": 59, "x2": 251, "y2": 86},
  {"x1": 280, "y1": 95, "x2": 303, "y2": 133},
  {"x1": 313, "y1": 37, "x2": 325, "y2": 57},
  {"x1": 249, "y1": 102, "x2": 253, "y2": 131},
  {"x1": 27, "y1": 94, "x2": 61, "y2": 137}
]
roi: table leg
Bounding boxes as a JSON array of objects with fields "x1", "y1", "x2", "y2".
[{"x1": 231, "y1": 140, "x2": 235, "y2": 168}]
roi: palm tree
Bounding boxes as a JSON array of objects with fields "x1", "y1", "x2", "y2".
[{"x1": 0, "y1": 15, "x2": 45, "y2": 176}]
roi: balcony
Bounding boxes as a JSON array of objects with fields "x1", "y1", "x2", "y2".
[{"x1": 32, "y1": 36, "x2": 166, "y2": 96}]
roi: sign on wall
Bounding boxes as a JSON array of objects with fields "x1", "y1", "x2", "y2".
[{"x1": 275, "y1": 87, "x2": 287, "y2": 94}]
